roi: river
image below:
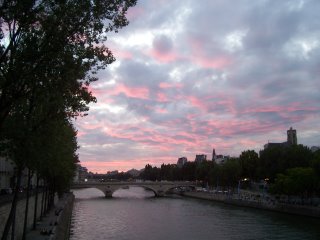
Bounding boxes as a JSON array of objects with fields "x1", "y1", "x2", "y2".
[{"x1": 70, "y1": 187, "x2": 320, "y2": 240}]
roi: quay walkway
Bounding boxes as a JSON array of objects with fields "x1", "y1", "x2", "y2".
[{"x1": 26, "y1": 193, "x2": 74, "y2": 240}]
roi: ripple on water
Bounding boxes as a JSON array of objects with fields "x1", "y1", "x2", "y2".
[{"x1": 70, "y1": 188, "x2": 320, "y2": 240}]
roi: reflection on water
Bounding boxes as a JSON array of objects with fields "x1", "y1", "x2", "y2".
[
  {"x1": 113, "y1": 186, "x2": 155, "y2": 199},
  {"x1": 70, "y1": 187, "x2": 320, "y2": 240},
  {"x1": 72, "y1": 187, "x2": 105, "y2": 199}
]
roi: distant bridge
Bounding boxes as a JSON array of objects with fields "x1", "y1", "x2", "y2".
[{"x1": 71, "y1": 181, "x2": 196, "y2": 197}]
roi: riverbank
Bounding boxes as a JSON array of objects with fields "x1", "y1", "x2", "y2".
[
  {"x1": 183, "y1": 191, "x2": 320, "y2": 218},
  {"x1": 26, "y1": 192, "x2": 74, "y2": 240}
]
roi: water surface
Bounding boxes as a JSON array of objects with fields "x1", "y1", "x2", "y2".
[{"x1": 70, "y1": 187, "x2": 320, "y2": 240}]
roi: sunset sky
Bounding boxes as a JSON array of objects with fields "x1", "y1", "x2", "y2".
[{"x1": 74, "y1": 0, "x2": 320, "y2": 173}]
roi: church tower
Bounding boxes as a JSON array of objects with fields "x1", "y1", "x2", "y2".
[
  {"x1": 287, "y1": 127, "x2": 297, "y2": 145},
  {"x1": 212, "y1": 148, "x2": 216, "y2": 161}
]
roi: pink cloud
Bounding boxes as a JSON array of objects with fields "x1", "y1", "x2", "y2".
[
  {"x1": 187, "y1": 35, "x2": 232, "y2": 69},
  {"x1": 194, "y1": 55, "x2": 232, "y2": 69},
  {"x1": 243, "y1": 104, "x2": 319, "y2": 114},
  {"x1": 156, "y1": 92, "x2": 169, "y2": 102},
  {"x1": 149, "y1": 49, "x2": 179, "y2": 63},
  {"x1": 85, "y1": 85, "x2": 114, "y2": 103},
  {"x1": 80, "y1": 122, "x2": 103, "y2": 130},
  {"x1": 188, "y1": 96, "x2": 207, "y2": 111},
  {"x1": 103, "y1": 123, "x2": 201, "y2": 151},
  {"x1": 81, "y1": 154, "x2": 179, "y2": 173},
  {"x1": 76, "y1": 131, "x2": 86, "y2": 137},
  {"x1": 206, "y1": 118, "x2": 285, "y2": 138},
  {"x1": 81, "y1": 160, "x2": 144, "y2": 173},
  {"x1": 114, "y1": 83, "x2": 149, "y2": 99},
  {"x1": 154, "y1": 107, "x2": 168, "y2": 114},
  {"x1": 126, "y1": 6, "x2": 145, "y2": 21},
  {"x1": 159, "y1": 82, "x2": 183, "y2": 89},
  {"x1": 90, "y1": 83, "x2": 150, "y2": 100},
  {"x1": 113, "y1": 48, "x2": 133, "y2": 60}
]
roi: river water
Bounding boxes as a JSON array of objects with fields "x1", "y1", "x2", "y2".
[{"x1": 70, "y1": 187, "x2": 320, "y2": 240}]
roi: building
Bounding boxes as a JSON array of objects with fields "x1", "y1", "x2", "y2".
[
  {"x1": 74, "y1": 164, "x2": 89, "y2": 182},
  {"x1": 287, "y1": 127, "x2": 297, "y2": 145},
  {"x1": 214, "y1": 155, "x2": 230, "y2": 164},
  {"x1": 211, "y1": 149, "x2": 230, "y2": 164},
  {"x1": 195, "y1": 154, "x2": 207, "y2": 163},
  {"x1": 0, "y1": 157, "x2": 37, "y2": 190},
  {"x1": 177, "y1": 157, "x2": 187, "y2": 168},
  {"x1": 264, "y1": 127, "x2": 298, "y2": 149},
  {"x1": 212, "y1": 148, "x2": 216, "y2": 161},
  {"x1": 0, "y1": 157, "x2": 15, "y2": 189}
]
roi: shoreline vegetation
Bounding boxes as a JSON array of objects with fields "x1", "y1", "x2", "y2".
[
  {"x1": 0, "y1": 1, "x2": 137, "y2": 239},
  {"x1": 181, "y1": 190, "x2": 320, "y2": 218}
]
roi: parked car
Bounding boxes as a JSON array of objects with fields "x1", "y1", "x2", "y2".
[{"x1": 0, "y1": 188, "x2": 12, "y2": 195}]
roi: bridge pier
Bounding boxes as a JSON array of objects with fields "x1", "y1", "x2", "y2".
[
  {"x1": 155, "y1": 190, "x2": 165, "y2": 197},
  {"x1": 105, "y1": 190, "x2": 113, "y2": 198}
]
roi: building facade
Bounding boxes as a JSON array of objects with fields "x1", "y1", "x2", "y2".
[
  {"x1": 195, "y1": 154, "x2": 207, "y2": 163},
  {"x1": 212, "y1": 148, "x2": 216, "y2": 161},
  {"x1": 264, "y1": 127, "x2": 298, "y2": 149},
  {"x1": 177, "y1": 157, "x2": 187, "y2": 168},
  {"x1": 0, "y1": 157, "x2": 15, "y2": 189},
  {"x1": 73, "y1": 164, "x2": 89, "y2": 182},
  {"x1": 287, "y1": 127, "x2": 297, "y2": 145}
]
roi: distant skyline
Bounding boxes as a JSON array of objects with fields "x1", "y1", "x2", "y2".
[{"x1": 74, "y1": 0, "x2": 320, "y2": 173}]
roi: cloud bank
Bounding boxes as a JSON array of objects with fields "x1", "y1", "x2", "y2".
[{"x1": 75, "y1": 0, "x2": 320, "y2": 173}]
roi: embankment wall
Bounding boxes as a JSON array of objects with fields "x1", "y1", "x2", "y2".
[
  {"x1": 50, "y1": 193, "x2": 74, "y2": 240},
  {"x1": 183, "y1": 191, "x2": 320, "y2": 218}
]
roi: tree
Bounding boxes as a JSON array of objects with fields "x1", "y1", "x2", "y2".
[
  {"x1": 181, "y1": 162, "x2": 197, "y2": 181},
  {"x1": 195, "y1": 161, "x2": 214, "y2": 186},
  {"x1": 0, "y1": 1, "x2": 137, "y2": 239},
  {"x1": 208, "y1": 162, "x2": 219, "y2": 188},
  {"x1": 259, "y1": 145, "x2": 313, "y2": 181},
  {"x1": 270, "y1": 167, "x2": 317, "y2": 197},
  {"x1": 1, "y1": 112, "x2": 79, "y2": 240},
  {"x1": 259, "y1": 145, "x2": 283, "y2": 180},
  {"x1": 159, "y1": 164, "x2": 180, "y2": 181},
  {"x1": 239, "y1": 150, "x2": 259, "y2": 180},
  {"x1": 220, "y1": 158, "x2": 241, "y2": 189},
  {"x1": 0, "y1": 0, "x2": 137, "y2": 130},
  {"x1": 140, "y1": 164, "x2": 160, "y2": 181},
  {"x1": 311, "y1": 150, "x2": 320, "y2": 195}
]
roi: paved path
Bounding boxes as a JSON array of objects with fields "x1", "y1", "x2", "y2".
[{"x1": 26, "y1": 196, "x2": 70, "y2": 240}]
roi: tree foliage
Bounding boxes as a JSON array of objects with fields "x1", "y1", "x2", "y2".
[
  {"x1": 259, "y1": 145, "x2": 313, "y2": 180},
  {"x1": 0, "y1": 1, "x2": 137, "y2": 239},
  {"x1": 0, "y1": 0, "x2": 137, "y2": 129},
  {"x1": 270, "y1": 167, "x2": 317, "y2": 196},
  {"x1": 239, "y1": 150, "x2": 259, "y2": 180},
  {"x1": 139, "y1": 146, "x2": 320, "y2": 196}
]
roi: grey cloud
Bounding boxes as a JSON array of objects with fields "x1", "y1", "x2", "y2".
[
  {"x1": 153, "y1": 35, "x2": 173, "y2": 53},
  {"x1": 117, "y1": 59, "x2": 170, "y2": 89},
  {"x1": 77, "y1": 0, "x2": 320, "y2": 171}
]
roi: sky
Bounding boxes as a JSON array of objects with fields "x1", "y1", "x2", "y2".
[{"x1": 74, "y1": 0, "x2": 320, "y2": 173}]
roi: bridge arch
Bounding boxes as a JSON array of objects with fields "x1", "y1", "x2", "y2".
[
  {"x1": 140, "y1": 186, "x2": 161, "y2": 197},
  {"x1": 94, "y1": 185, "x2": 159, "y2": 198},
  {"x1": 71, "y1": 181, "x2": 196, "y2": 198}
]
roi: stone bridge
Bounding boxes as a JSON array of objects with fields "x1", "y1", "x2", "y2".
[{"x1": 71, "y1": 181, "x2": 196, "y2": 197}]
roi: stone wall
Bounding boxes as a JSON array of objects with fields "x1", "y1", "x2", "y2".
[
  {"x1": 50, "y1": 193, "x2": 74, "y2": 240},
  {"x1": 183, "y1": 191, "x2": 320, "y2": 218}
]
